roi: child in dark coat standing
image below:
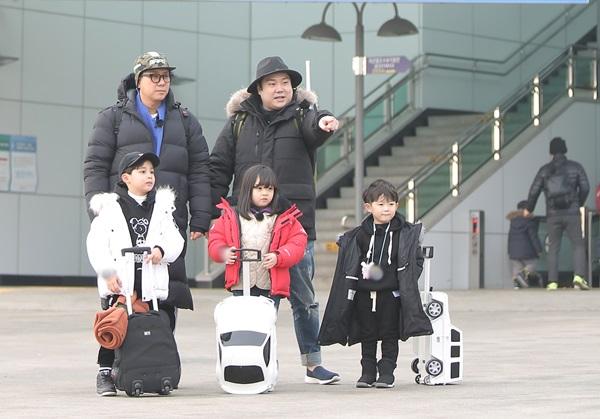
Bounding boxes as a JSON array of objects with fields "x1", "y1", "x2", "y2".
[
  {"x1": 507, "y1": 200, "x2": 543, "y2": 288},
  {"x1": 318, "y1": 179, "x2": 432, "y2": 389}
]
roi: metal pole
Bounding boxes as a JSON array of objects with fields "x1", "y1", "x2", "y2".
[
  {"x1": 354, "y1": 3, "x2": 365, "y2": 224},
  {"x1": 587, "y1": 209, "x2": 593, "y2": 287}
]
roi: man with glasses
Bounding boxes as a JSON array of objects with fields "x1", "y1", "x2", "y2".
[{"x1": 84, "y1": 51, "x2": 211, "y2": 395}]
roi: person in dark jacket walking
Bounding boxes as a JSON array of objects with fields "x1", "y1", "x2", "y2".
[
  {"x1": 84, "y1": 51, "x2": 212, "y2": 310},
  {"x1": 507, "y1": 200, "x2": 543, "y2": 289},
  {"x1": 318, "y1": 180, "x2": 433, "y2": 389},
  {"x1": 210, "y1": 56, "x2": 340, "y2": 384},
  {"x1": 524, "y1": 137, "x2": 590, "y2": 290}
]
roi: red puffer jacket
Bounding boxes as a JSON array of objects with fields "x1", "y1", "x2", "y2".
[{"x1": 208, "y1": 199, "x2": 308, "y2": 297}]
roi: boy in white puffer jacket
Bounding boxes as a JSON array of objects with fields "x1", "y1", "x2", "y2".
[{"x1": 87, "y1": 151, "x2": 183, "y2": 396}]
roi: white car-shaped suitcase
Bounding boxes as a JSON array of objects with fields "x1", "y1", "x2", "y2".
[
  {"x1": 214, "y1": 249, "x2": 278, "y2": 394},
  {"x1": 412, "y1": 246, "x2": 463, "y2": 385}
]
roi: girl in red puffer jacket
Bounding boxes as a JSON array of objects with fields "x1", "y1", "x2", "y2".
[{"x1": 208, "y1": 165, "x2": 307, "y2": 305}]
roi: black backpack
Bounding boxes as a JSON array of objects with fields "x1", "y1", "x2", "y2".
[{"x1": 544, "y1": 164, "x2": 572, "y2": 209}]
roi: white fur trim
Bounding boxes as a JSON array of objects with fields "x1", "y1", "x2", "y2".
[
  {"x1": 89, "y1": 193, "x2": 119, "y2": 216},
  {"x1": 225, "y1": 87, "x2": 318, "y2": 118}
]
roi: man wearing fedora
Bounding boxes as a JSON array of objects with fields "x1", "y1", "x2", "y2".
[
  {"x1": 210, "y1": 56, "x2": 341, "y2": 384},
  {"x1": 524, "y1": 136, "x2": 590, "y2": 290}
]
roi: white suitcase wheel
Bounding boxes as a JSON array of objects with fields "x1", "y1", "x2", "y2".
[
  {"x1": 426, "y1": 300, "x2": 443, "y2": 319},
  {"x1": 411, "y1": 358, "x2": 420, "y2": 374},
  {"x1": 425, "y1": 359, "x2": 443, "y2": 377}
]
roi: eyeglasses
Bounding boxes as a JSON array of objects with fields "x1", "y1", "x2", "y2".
[{"x1": 143, "y1": 73, "x2": 171, "y2": 83}]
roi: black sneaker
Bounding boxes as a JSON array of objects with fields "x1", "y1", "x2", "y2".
[
  {"x1": 374, "y1": 374, "x2": 395, "y2": 388},
  {"x1": 96, "y1": 370, "x2": 117, "y2": 396},
  {"x1": 356, "y1": 374, "x2": 376, "y2": 388}
]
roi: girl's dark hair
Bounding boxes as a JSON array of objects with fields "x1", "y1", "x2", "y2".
[
  {"x1": 237, "y1": 164, "x2": 280, "y2": 219},
  {"x1": 362, "y1": 179, "x2": 399, "y2": 203}
]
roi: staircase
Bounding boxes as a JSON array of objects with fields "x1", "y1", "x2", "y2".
[{"x1": 313, "y1": 113, "x2": 483, "y2": 282}]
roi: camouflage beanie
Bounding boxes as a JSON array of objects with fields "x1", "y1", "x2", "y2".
[{"x1": 133, "y1": 51, "x2": 176, "y2": 85}]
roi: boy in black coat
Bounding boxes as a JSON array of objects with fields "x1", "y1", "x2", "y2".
[
  {"x1": 507, "y1": 200, "x2": 543, "y2": 288},
  {"x1": 318, "y1": 180, "x2": 433, "y2": 389}
]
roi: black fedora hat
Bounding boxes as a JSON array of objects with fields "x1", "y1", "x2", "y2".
[{"x1": 247, "y1": 56, "x2": 302, "y2": 94}]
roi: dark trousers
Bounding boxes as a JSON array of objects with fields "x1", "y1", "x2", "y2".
[
  {"x1": 97, "y1": 298, "x2": 176, "y2": 368},
  {"x1": 546, "y1": 214, "x2": 586, "y2": 283},
  {"x1": 355, "y1": 290, "x2": 400, "y2": 364}
]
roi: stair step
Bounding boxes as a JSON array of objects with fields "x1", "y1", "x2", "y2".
[
  {"x1": 315, "y1": 208, "x2": 357, "y2": 220},
  {"x1": 403, "y1": 135, "x2": 460, "y2": 147},
  {"x1": 391, "y1": 145, "x2": 450, "y2": 157},
  {"x1": 427, "y1": 114, "x2": 483, "y2": 128},
  {"x1": 415, "y1": 125, "x2": 472, "y2": 137},
  {"x1": 378, "y1": 154, "x2": 431, "y2": 167},
  {"x1": 366, "y1": 165, "x2": 422, "y2": 177}
]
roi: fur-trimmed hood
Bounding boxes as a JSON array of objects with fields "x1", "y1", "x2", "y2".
[
  {"x1": 89, "y1": 186, "x2": 177, "y2": 216},
  {"x1": 225, "y1": 87, "x2": 318, "y2": 118}
]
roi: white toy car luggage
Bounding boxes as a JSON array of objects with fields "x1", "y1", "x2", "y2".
[
  {"x1": 412, "y1": 246, "x2": 463, "y2": 385},
  {"x1": 214, "y1": 249, "x2": 278, "y2": 394}
]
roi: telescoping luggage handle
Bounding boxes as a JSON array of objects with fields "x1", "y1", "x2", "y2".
[
  {"x1": 233, "y1": 248, "x2": 262, "y2": 297},
  {"x1": 121, "y1": 246, "x2": 157, "y2": 314},
  {"x1": 421, "y1": 246, "x2": 434, "y2": 294}
]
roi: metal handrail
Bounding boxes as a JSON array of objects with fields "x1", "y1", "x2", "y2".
[
  {"x1": 398, "y1": 44, "x2": 596, "y2": 217},
  {"x1": 316, "y1": 1, "x2": 595, "y2": 182},
  {"x1": 403, "y1": 46, "x2": 573, "y2": 192},
  {"x1": 327, "y1": 0, "x2": 592, "y2": 121},
  {"x1": 423, "y1": 0, "x2": 592, "y2": 69}
]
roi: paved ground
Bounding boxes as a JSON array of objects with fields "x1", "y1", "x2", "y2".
[{"x1": 0, "y1": 285, "x2": 599, "y2": 418}]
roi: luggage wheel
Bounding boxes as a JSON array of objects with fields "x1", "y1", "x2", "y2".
[
  {"x1": 414, "y1": 374, "x2": 421, "y2": 384},
  {"x1": 426, "y1": 300, "x2": 443, "y2": 319},
  {"x1": 423, "y1": 375, "x2": 431, "y2": 385},
  {"x1": 126, "y1": 381, "x2": 143, "y2": 397},
  {"x1": 411, "y1": 358, "x2": 420, "y2": 374},
  {"x1": 159, "y1": 378, "x2": 172, "y2": 395},
  {"x1": 425, "y1": 359, "x2": 443, "y2": 377}
]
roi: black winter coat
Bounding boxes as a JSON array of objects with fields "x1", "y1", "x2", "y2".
[
  {"x1": 84, "y1": 73, "x2": 212, "y2": 234},
  {"x1": 506, "y1": 210, "x2": 542, "y2": 260},
  {"x1": 83, "y1": 73, "x2": 212, "y2": 309},
  {"x1": 318, "y1": 214, "x2": 433, "y2": 346},
  {"x1": 209, "y1": 89, "x2": 333, "y2": 240},
  {"x1": 526, "y1": 154, "x2": 590, "y2": 216}
]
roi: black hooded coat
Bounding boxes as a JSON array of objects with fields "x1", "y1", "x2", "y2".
[{"x1": 318, "y1": 214, "x2": 433, "y2": 346}]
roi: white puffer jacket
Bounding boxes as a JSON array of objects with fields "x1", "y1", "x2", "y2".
[{"x1": 86, "y1": 187, "x2": 184, "y2": 301}]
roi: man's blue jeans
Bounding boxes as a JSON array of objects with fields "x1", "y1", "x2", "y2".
[{"x1": 288, "y1": 240, "x2": 321, "y2": 367}]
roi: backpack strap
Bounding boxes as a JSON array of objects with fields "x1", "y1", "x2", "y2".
[
  {"x1": 112, "y1": 99, "x2": 126, "y2": 137},
  {"x1": 232, "y1": 111, "x2": 248, "y2": 142},
  {"x1": 232, "y1": 107, "x2": 306, "y2": 142},
  {"x1": 174, "y1": 101, "x2": 192, "y2": 146}
]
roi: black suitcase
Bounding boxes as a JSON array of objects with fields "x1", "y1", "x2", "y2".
[{"x1": 112, "y1": 247, "x2": 181, "y2": 397}]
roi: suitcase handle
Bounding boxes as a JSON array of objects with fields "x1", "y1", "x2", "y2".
[
  {"x1": 422, "y1": 246, "x2": 434, "y2": 259},
  {"x1": 233, "y1": 248, "x2": 262, "y2": 262},
  {"x1": 120, "y1": 246, "x2": 157, "y2": 313},
  {"x1": 121, "y1": 246, "x2": 152, "y2": 256}
]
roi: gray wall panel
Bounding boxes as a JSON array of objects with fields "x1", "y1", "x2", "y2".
[
  {"x1": 21, "y1": 102, "x2": 82, "y2": 196},
  {"x1": 18, "y1": 194, "x2": 81, "y2": 275},
  {"x1": 84, "y1": 0, "x2": 142, "y2": 24},
  {"x1": 22, "y1": 10, "x2": 83, "y2": 106},
  {"x1": 24, "y1": 0, "x2": 83, "y2": 16},
  {"x1": 0, "y1": 7, "x2": 23, "y2": 101},
  {"x1": 84, "y1": 20, "x2": 142, "y2": 109},
  {"x1": 0, "y1": 194, "x2": 19, "y2": 274}
]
